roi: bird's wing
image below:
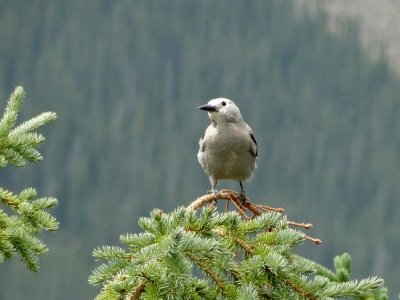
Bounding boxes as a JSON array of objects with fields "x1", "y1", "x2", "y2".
[
  {"x1": 246, "y1": 124, "x2": 258, "y2": 157},
  {"x1": 249, "y1": 133, "x2": 258, "y2": 157}
]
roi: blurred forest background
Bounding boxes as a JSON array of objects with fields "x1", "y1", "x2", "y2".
[{"x1": 1, "y1": 0, "x2": 399, "y2": 299}]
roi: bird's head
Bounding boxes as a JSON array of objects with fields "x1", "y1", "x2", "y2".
[{"x1": 198, "y1": 98, "x2": 243, "y2": 123}]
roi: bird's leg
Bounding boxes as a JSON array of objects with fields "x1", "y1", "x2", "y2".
[
  {"x1": 239, "y1": 181, "x2": 246, "y2": 204},
  {"x1": 207, "y1": 179, "x2": 217, "y2": 193},
  {"x1": 207, "y1": 178, "x2": 219, "y2": 207}
]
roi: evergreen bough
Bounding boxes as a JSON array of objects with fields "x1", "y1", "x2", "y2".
[
  {"x1": 89, "y1": 192, "x2": 385, "y2": 299},
  {"x1": 0, "y1": 86, "x2": 58, "y2": 271}
]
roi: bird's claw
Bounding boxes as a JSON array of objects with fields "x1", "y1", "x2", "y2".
[
  {"x1": 239, "y1": 190, "x2": 246, "y2": 204},
  {"x1": 207, "y1": 189, "x2": 218, "y2": 195}
]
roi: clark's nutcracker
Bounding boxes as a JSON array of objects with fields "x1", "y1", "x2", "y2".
[{"x1": 197, "y1": 98, "x2": 257, "y2": 197}]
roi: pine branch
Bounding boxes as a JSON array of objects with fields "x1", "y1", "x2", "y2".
[
  {"x1": 10, "y1": 111, "x2": 57, "y2": 136},
  {"x1": 0, "y1": 86, "x2": 57, "y2": 168},
  {"x1": 186, "y1": 252, "x2": 229, "y2": 296},
  {"x1": 0, "y1": 187, "x2": 20, "y2": 208},
  {"x1": 1, "y1": 86, "x2": 58, "y2": 271},
  {"x1": 89, "y1": 193, "x2": 385, "y2": 299},
  {"x1": 0, "y1": 86, "x2": 24, "y2": 137},
  {"x1": 320, "y1": 277, "x2": 385, "y2": 298}
]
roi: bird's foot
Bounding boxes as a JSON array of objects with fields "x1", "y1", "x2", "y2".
[
  {"x1": 206, "y1": 189, "x2": 219, "y2": 207},
  {"x1": 239, "y1": 190, "x2": 246, "y2": 204},
  {"x1": 207, "y1": 188, "x2": 218, "y2": 196}
]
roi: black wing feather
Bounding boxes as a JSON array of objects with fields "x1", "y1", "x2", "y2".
[{"x1": 249, "y1": 133, "x2": 258, "y2": 157}]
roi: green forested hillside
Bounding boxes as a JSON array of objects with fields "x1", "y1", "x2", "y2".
[{"x1": 1, "y1": 1, "x2": 399, "y2": 299}]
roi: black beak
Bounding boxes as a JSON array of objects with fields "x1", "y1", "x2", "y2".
[{"x1": 198, "y1": 104, "x2": 218, "y2": 112}]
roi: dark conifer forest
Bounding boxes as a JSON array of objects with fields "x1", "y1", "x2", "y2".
[{"x1": 1, "y1": 1, "x2": 399, "y2": 298}]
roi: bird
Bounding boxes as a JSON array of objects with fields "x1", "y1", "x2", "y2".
[{"x1": 197, "y1": 98, "x2": 257, "y2": 199}]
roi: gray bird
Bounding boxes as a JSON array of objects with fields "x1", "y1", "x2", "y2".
[{"x1": 197, "y1": 98, "x2": 257, "y2": 198}]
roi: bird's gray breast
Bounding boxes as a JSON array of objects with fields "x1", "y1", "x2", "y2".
[{"x1": 198, "y1": 124, "x2": 256, "y2": 181}]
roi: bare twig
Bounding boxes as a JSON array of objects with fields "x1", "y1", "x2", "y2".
[
  {"x1": 131, "y1": 281, "x2": 146, "y2": 300},
  {"x1": 305, "y1": 235, "x2": 323, "y2": 245},
  {"x1": 224, "y1": 199, "x2": 230, "y2": 212},
  {"x1": 187, "y1": 191, "x2": 322, "y2": 245},
  {"x1": 288, "y1": 221, "x2": 313, "y2": 229}
]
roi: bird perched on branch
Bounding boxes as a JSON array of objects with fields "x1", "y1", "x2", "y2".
[{"x1": 197, "y1": 98, "x2": 257, "y2": 199}]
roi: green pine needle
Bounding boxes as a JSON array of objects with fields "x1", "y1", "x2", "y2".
[
  {"x1": 321, "y1": 277, "x2": 385, "y2": 298},
  {"x1": 0, "y1": 86, "x2": 57, "y2": 168},
  {"x1": 10, "y1": 111, "x2": 57, "y2": 136},
  {"x1": 1, "y1": 86, "x2": 58, "y2": 272},
  {"x1": 89, "y1": 206, "x2": 386, "y2": 299}
]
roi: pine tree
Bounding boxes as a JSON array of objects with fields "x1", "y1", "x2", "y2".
[
  {"x1": 0, "y1": 86, "x2": 58, "y2": 271},
  {"x1": 89, "y1": 191, "x2": 385, "y2": 299}
]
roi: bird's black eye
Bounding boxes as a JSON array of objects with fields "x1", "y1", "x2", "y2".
[{"x1": 221, "y1": 101, "x2": 226, "y2": 106}]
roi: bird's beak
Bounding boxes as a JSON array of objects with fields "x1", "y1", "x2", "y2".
[{"x1": 198, "y1": 104, "x2": 218, "y2": 112}]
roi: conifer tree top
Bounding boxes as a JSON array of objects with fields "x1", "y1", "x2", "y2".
[{"x1": 89, "y1": 190, "x2": 385, "y2": 299}]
